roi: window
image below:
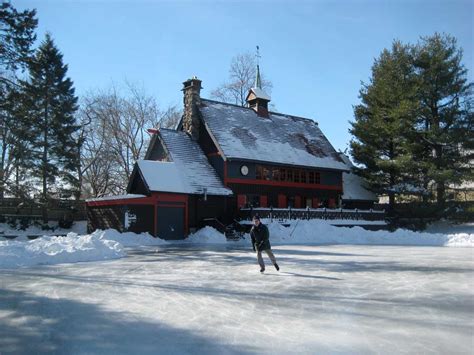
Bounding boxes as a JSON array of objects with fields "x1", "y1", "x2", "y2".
[
  {"x1": 272, "y1": 168, "x2": 280, "y2": 181},
  {"x1": 301, "y1": 171, "x2": 307, "y2": 184},
  {"x1": 255, "y1": 166, "x2": 322, "y2": 185},
  {"x1": 294, "y1": 170, "x2": 300, "y2": 183},
  {"x1": 247, "y1": 194, "x2": 260, "y2": 207},
  {"x1": 287, "y1": 196, "x2": 295, "y2": 208},
  {"x1": 315, "y1": 172, "x2": 321, "y2": 184},
  {"x1": 263, "y1": 167, "x2": 270, "y2": 180}
]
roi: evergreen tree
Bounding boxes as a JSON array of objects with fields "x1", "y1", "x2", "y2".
[
  {"x1": 351, "y1": 34, "x2": 473, "y2": 210},
  {"x1": 23, "y1": 33, "x2": 79, "y2": 220},
  {"x1": 350, "y1": 41, "x2": 419, "y2": 209},
  {"x1": 412, "y1": 33, "x2": 473, "y2": 205},
  {"x1": 0, "y1": 2, "x2": 37, "y2": 198},
  {"x1": 0, "y1": 79, "x2": 17, "y2": 197},
  {"x1": 12, "y1": 84, "x2": 37, "y2": 199},
  {"x1": 0, "y1": 1, "x2": 37, "y2": 77}
]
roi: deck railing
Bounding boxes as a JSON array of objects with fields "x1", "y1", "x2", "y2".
[{"x1": 239, "y1": 207, "x2": 385, "y2": 222}]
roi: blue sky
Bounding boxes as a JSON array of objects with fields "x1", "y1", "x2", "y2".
[{"x1": 16, "y1": 0, "x2": 473, "y2": 152}]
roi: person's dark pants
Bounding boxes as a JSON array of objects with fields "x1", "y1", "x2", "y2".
[{"x1": 257, "y1": 249, "x2": 277, "y2": 269}]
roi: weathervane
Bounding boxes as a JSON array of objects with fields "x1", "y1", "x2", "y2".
[{"x1": 256, "y1": 45, "x2": 261, "y2": 66}]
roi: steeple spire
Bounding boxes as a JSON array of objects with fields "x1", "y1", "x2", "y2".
[
  {"x1": 255, "y1": 64, "x2": 262, "y2": 89},
  {"x1": 255, "y1": 46, "x2": 262, "y2": 89},
  {"x1": 246, "y1": 45, "x2": 271, "y2": 117}
]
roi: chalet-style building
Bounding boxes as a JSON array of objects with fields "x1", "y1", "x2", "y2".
[
  {"x1": 339, "y1": 153, "x2": 378, "y2": 209},
  {"x1": 87, "y1": 68, "x2": 375, "y2": 239}
]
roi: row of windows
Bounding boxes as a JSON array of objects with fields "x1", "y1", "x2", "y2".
[
  {"x1": 255, "y1": 166, "x2": 321, "y2": 184},
  {"x1": 240, "y1": 194, "x2": 336, "y2": 209}
]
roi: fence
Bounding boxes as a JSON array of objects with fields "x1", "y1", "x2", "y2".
[
  {"x1": 239, "y1": 207, "x2": 386, "y2": 222},
  {"x1": 0, "y1": 198, "x2": 86, "y2": 221}
]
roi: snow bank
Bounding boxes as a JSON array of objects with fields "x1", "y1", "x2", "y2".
[
  {"x1": 1, "y1": 219, "x2": 471, "y2": 269},
  {"x1": 266, "y1": 220, "x2": 474, "y2": 247},
  {"x1": 97, "y1": 229, "x2": 167, "y2": 247},
  {"x1": 0, "y1": 228, "x2": 168, "y2": 269},
  {"x1": 0, "y1": 231, "x2": 125, "y2": 269},
  {"x1": 185, "y1": 226, "x2": 232, "y2": 244},
  {"x1": 0, "y1": 220, "x2": 87, "y2": 240},
  {"x1": 425, "y1": 221, "x2": 474, "y2": 235},
  {"x1": 185, "y1": 220, "x2": 473, "y2": 247}
]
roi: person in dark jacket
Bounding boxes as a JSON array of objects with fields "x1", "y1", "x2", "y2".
[{"x1": 250, "y1": 215, "x2": 279, "y2": 273}]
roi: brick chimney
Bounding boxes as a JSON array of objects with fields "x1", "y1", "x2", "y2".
[{"x1": 182, "y1": 76, "x2": 202, "y2": 140}]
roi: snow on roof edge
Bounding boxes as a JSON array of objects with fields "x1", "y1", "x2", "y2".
[{"x1": 86, "y1": 194, "x2": 147, "y2": 203}]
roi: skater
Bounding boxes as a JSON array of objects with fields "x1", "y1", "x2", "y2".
[{"x1": 250, "y1": 215, "x2": 279, "y2": 273}]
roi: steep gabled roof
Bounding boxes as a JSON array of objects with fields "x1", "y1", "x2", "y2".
[
  {"x1": 138, "y1": 129, "x2": 232, "y2": 196},
  {"x1": 246, "y1": 87, "x2": 271, "y2": 101},
  {"x1": 339, "y1": 153, "x2": 378, "y2": 201},
  {"x1": 199, "y1": 99, "x2": 348, "y2": 171}
]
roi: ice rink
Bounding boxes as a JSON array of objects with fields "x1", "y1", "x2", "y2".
[{"x1": 1, "y1": 244, "x2": 473, "y2": 354}]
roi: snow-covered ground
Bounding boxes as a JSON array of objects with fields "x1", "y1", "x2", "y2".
[
  {"x1": 0, "y1": 220, "x2": 87, "y2": 239},
  {"x1": 1, "y1": 244, "x2": 472, "y2": 354},
  {"x1": 0, "y1": 231, "x2": 125, "y2": 269},
  {"x1": 264, "y1": 219, "x2": 474, "y2": 247},
  {"x1": 0, "y1": 220, "x2": 472, "y2": 269}
]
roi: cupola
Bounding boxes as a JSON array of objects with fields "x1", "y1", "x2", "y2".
[{"x1": 246, "y1": 58, "x2": 271, "y2": 118}]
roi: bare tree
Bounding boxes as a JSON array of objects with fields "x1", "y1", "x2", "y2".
[
  {"x1": 79, "y1": 82, "x2": 178, "y2": 198},
  {"x1": 159, "y1": 105, "x2": 182, "y2": 129},
  {"x1": 211, "y1": 52, "x2": 272, "y2": 107},
  {"x1": 76, "y1": 99, "x2": 113, "y2": 198}
]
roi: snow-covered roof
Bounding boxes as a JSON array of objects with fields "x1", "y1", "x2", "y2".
[
  {"x1": 449, "y1": 180, "x2": 474, "y2": 190},
  {"x1": 86, "y1": 194, "x2": 147, "y2": 202},
  {"x1": 339, "y1": 153, "x2": 378, "y2": 201},
  {"x1": 342, "y1": 172, "x2": 378, "y2": 201},
  {"x1": 386, "y1": 183, "x2": 428, "y2": 195},
  {"x1": 137, "y1": 161, "x2": 187, "y2": 194},
  {"x1": 199, "y1": 99, "x2": 348, "y2": 171},
  {"x1": 138, "y1": 129, "x2": 232, "y2": 196},
  {"x1": 249, "y1": 87, "x2": 271, "y2": 101}
]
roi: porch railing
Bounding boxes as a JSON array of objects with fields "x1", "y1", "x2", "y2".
[{"x1": 239, "y1": 207, "x2": 386, "y2": 222}]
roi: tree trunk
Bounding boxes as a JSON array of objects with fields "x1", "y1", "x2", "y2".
[
  {"x1": 0, "y1": 170, "x2": 4, "y2": 200},
  {"x1": 422, "y1": 180, "x2": 429, "y2": 203},
  {"x1": 42, "y1": 103, "x2": 49, "y2": 223},
  {"x1": 0, "y1": 126, "x2": 9, "y2": 200},
  {"x1": 15, "y1": 163, "x2": 19, "y2": 198},
  {"x1": 388, "y1": 192, "x2": 395, "y2": 212},
  {"x1": 435, "y1": 144, "x2": 445, "y2": 206},
  {"x1": 388, "y1": 169, "x2": 395, "y2": 212},
  {"x1": 437, "y1": 183, "x2": 445, "y2": 206},
  {"x1": 76, "y1": 152, "x2": 82, "y2": 201}
]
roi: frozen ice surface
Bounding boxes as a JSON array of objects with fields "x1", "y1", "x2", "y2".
[{"x1": 1, "y1": 244, "x2": 472, "y2": 354}]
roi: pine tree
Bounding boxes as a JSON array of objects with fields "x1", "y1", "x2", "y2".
[
  {"x1": 412, "y1": 33, "x2": 473, "y2": 205},
  {"x1": 0, "y1": 2, "x2": 37, "y2": 77},
  {"x1": 0, "y1": 81, "x2": 34, "y2": 198},
  {"x1": 350, "y1": 41, "x2": 419, "y2": 210},
  {"x1": 0, "y1": 2, "x2": 37, "y2": 198},
  {"x1": 351, "y1": 34, "x2": 473, "y2": 210},
  {"x1": 23, "y1": 33, "x2": 79, "y2": 220},
  {"x1": 0, "y1": 79, "x2": 17, "y2": 198}
]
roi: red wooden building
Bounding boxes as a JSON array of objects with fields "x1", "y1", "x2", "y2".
[{"x1": 87, "y1": 69, "x2": 374, "y2": 239}]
